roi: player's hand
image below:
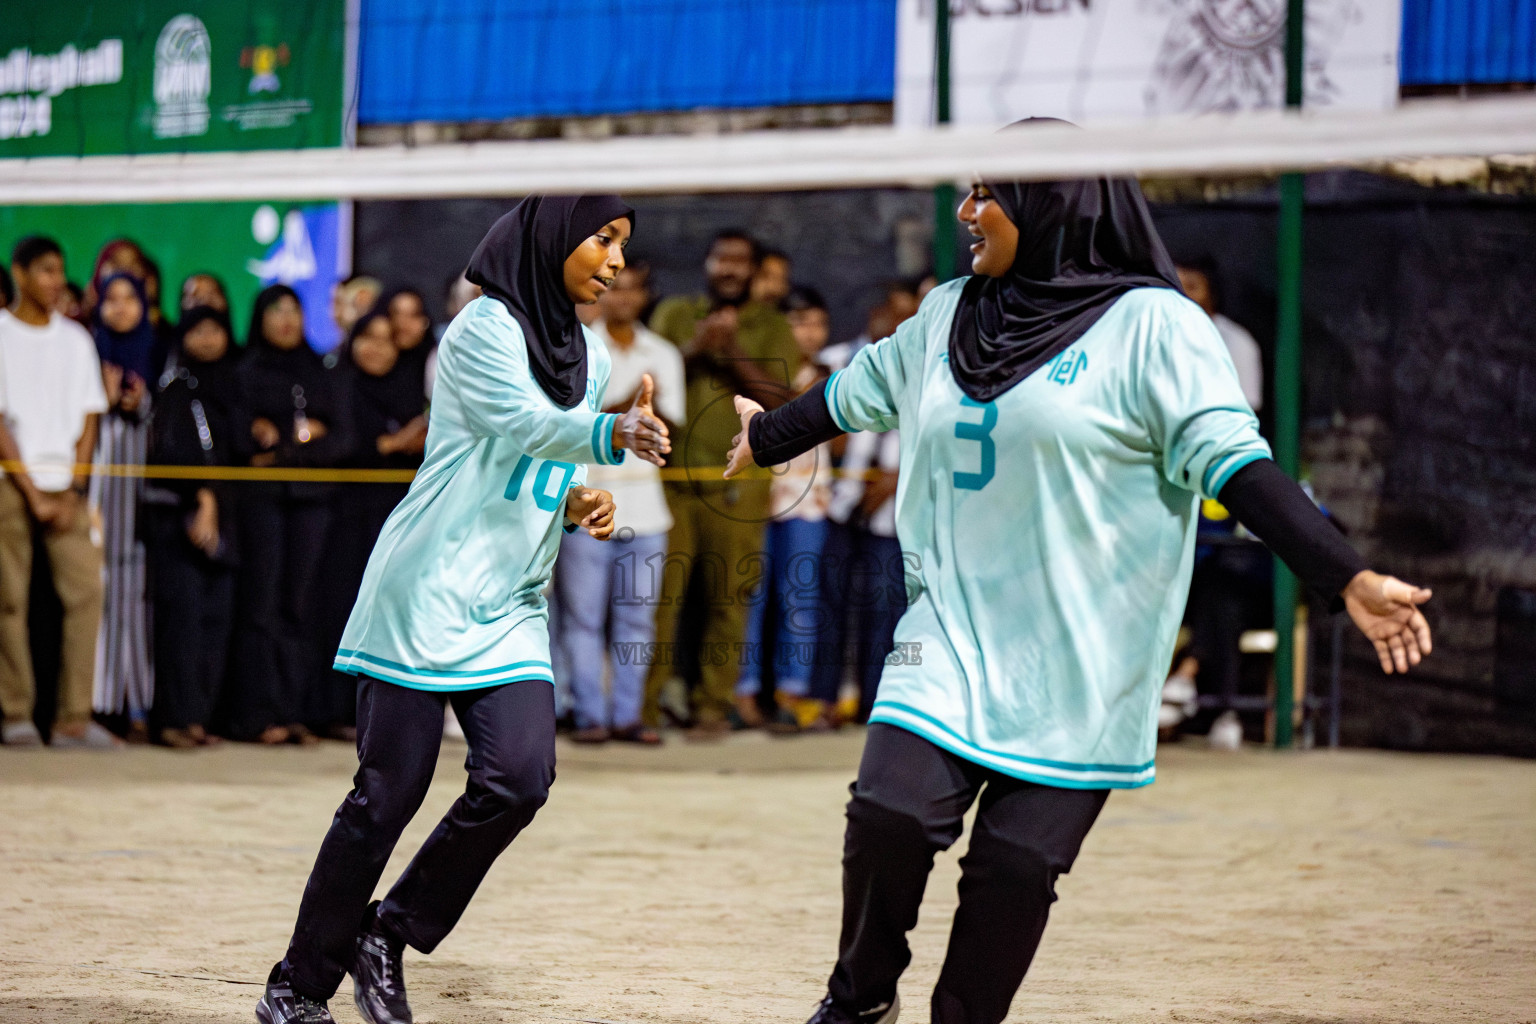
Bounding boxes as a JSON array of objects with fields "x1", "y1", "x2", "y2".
[
  {"x1": 723, "y1": 395, "x2": 763, "y2": 479},
  {"x1": 1343, "y1": 570, "x2": 1433, "y2": 674},
  {"x1": 612, "y1": 373, "x2": 670, "y2": 467},
  {"x1": 566, "y1": 487, "x2": 616, "y2": 540}
]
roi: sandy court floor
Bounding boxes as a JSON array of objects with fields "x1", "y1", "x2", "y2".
[{"x1": 0, "y1": 731, "x2": 1532, "y2": 1024}]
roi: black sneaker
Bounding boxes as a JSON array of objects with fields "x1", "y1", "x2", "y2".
[
  {"x1": 806, "y1": 993, "x2": 900, "y2": 1024},
  {"x1": 351, "y1": 903, "x2": 412, "y2": 1024},
  {"x1": 255, "y1": 961, "x2": 333, "y2": 1024}
]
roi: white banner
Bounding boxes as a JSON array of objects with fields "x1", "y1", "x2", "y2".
[{"x1": 896, "y1": 0, "x2": 1401, "y2": 128}]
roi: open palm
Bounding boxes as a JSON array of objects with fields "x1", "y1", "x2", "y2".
[
  {"x1": 1343, "y1": 571, "x2": 1433, "y2": 674},
  {"x1": 724, "y1": 395, "x2": 763, "y2": 479}
]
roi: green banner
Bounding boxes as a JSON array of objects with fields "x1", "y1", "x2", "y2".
[
  {"x1": 0, "y1": 200, "x2": 347, "y2": 351},
  {"x1": 0, "y1": 1, "x2": 347, "y2": 158}
]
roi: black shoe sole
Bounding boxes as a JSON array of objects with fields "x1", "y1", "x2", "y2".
[{"x1": 353, "y1": 980, "x2": 411, "y2": 1024}]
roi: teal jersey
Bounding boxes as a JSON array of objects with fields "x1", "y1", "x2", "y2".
[
  {"x1": 334, "y1": 297, "x2": 624, "y2": 691},
  {"x1": 825, "y1": 281, "x2": 1271, "y2": 788}
]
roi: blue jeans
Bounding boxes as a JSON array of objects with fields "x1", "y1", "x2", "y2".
[
  {"x1": 556, "y1": 529, "x2": 667, "y2": 729},
  {"x1": 738, "y1": 517, "x2": 828, "y2": 699},
  {"x1": 811, "y1": 525, "x2": 908, "y2": 713}
]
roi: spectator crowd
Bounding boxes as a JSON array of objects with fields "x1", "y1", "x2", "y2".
[{"x1": 0, "y1": 229, "x2": 935, "y2": 750}]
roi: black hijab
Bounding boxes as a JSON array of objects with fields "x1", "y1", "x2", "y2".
[
  {"x1": 169, "y1": 305, "x2": 241, "y2": 389},
  {"x1": 240, "y1": 283, "x2": 338, "y2": 421},
  {"x1": 245, "y1": 284, "x2": 317, "y2": 359},
  {"x1": 948, "y1": 119, "x2": 1181, "y2": 403},
  {"x1": 465, "y1": 195, "x2": 635, "y2": 409},
  {"x1": 375, "y1": 286, "x2": 434, "y2": 398},
  {"x1": 340, "y1": 309, "x2": 428, "y2": 449},
  {"x1": 152, "y1": 305, "x2": 242, "y2": 469}
]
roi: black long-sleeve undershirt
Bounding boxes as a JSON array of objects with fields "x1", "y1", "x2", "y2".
[
  {"x1": 748, "y1": 385, "x2": 1369, "y2": 603},
  {"x1": 747, "y1": 378, "x2": 843, "y2": 466},
  {"x1": 1216, "y1": 459, "x2": 1368, "y2": 606}
]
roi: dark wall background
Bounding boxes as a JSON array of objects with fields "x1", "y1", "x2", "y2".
[
  {"x1": 355, "y1": 189, "x2": 952, "y2": 344},
  {"x1": 1154, "y1": 173, "x2": 1536, "y2": 756}
]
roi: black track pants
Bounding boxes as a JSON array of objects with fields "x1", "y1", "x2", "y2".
[
  {"x1": 828, "y1": 724, "x2": 1108, "y2": 1024},
  {"x1": 284, "y1": 676, "x2": 555, "y2": 1000}
]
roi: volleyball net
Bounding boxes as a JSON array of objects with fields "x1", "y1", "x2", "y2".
[{"x1": 2, "y1": 93, "x2": 1535, "y2": 204}]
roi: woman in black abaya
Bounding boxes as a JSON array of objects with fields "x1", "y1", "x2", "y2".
[
  {"x1": 146, "y1": 306, "x2": 245, "y2": 747},
  {"x1": 228, "y1": 284, "x2": 354, "y2": 745},
  {"x1": 313, "y1": 309, "x2": 426, "y2": 738}
]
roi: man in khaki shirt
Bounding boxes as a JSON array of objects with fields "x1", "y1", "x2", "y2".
[{"x1": 645, "y1": 230, "x2": 798, "y2": 737}]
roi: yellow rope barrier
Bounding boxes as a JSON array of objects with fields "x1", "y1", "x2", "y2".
[{"x1": 1, "y1": 461, "x2": 878, "y2": 485}]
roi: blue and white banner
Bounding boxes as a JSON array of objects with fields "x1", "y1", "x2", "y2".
[
  {"x1": 897, "y1": 0, "x2": 1400, "y2": 128},
  {"x1": 248, "y1": 201, "x2": 347, "y2": 352}
]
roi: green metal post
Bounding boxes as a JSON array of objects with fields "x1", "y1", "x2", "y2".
[
  {"x1": 1272, "y1": 0, "x2": 1305, "y2": 748},
  {"x1": 932, "y1": 0, "x2": 956, "y2": 282}
]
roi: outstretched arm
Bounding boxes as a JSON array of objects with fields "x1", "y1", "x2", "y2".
[
  {"x1": 452, "y1": 312, "x2": 668, "y2": 466},
  {"x1": 723, "y1": 378, "x2": 844, "y2": 478},
  {"x1": 1217, "y1": 459, "x2": 1432, "y2": 674}
]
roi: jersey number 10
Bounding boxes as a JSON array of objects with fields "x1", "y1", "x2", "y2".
[
  {"x1": 505, "y1": 454, "x2": 578, "y2": 511},
  {"x1": 953, "y1": 396, "x2": 997, "y2": 491}
]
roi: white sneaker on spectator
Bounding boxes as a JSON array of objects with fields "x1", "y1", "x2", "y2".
[
  {"x1": 2, "y1": 721, "x2": 43, "y2": 747},
  {"x1": 49, "y1": 722, "x2": 124, "y2": 749},
  {"x1": 1208, "y1": 710, "x2": 1244, "y2": 751},
  {"x1": 443, "y1": 705, "x2": 465, "y2": 742},
  {"x1": 1159, "y1": 673, "x2": 1199, "y2": 730}
]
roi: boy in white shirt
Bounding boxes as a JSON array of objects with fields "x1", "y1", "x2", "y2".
[{"x1": 0, "y1": 236, "x2": 113, "y2": 748}]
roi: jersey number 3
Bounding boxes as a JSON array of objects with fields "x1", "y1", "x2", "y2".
[
  {"x1": 505, "y1": 454, "x2": 577, "y2": 511},
  {"x1": 953, "y1": 396, "x2": 997, "y2": 491}
]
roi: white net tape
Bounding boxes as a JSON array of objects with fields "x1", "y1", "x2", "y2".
[{"x1": 3, "y1": 94, "x2": 1536, "y2": 204}]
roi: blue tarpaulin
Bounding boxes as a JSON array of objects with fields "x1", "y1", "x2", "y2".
[
  {"x1": 1400, "y1": 0, "x2": 1536, "y2": 84},
  {"x1": 359, "y1": 0, "x2": 897, "y2": 124}
]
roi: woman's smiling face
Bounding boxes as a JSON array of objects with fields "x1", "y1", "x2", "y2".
[
  {"x1": 262, "y1": 293, "x2": 305, "y2": 350},
  {"x1": 562, "y1": 217, "x2": 631, "y2": 305},
  {"x1": 959, "y1": 181, "x2": 1020, "y2": 278},
  {"x1": 351, "y1": 315, "x2": 399, "y2": 378},
  {"x1": 100, "y1": 277, "x2": 145, "y2": 334},
  {"x1": 183, "y1": 318, "x2": 230, "y2": 363}
]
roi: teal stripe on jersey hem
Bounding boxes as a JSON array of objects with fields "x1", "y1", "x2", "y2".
[
  {"x1": 869, "y1": 711, "x2": 1155, "y2": 790},
  {"x1": 335, "y1": 660, "x2": 555, "y2": 692},
  {"x1": 872, "y1": 699, "x2": 1156, "y2": 773},
  {"x1": 1205, "y1": 450, "x2": 1270, "y2": 500},
  {"x1": 824, "y1": 369, "x2": 855, "y2": 435},
  {"x1": 335, "y1": 648, "x2": 551, "y2": 679}
]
